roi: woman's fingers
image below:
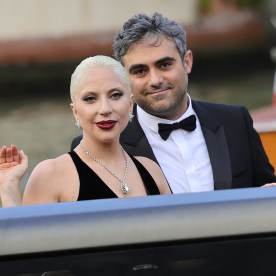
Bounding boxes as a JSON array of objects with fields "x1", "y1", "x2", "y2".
[
  {"x1": 0, "y1": 146, "x2": 8, "y2": 164},
  {"x1": 19, "y1": 150, "x2": 28, "y2": 170},
  {"x1": 0, "y1": 145, "x2": 20, "y2": 163},
  {"x1": 11, "y1": 144, "x2": 20, "y2": 162},
  {"x1": 5, "y1": 147, "x2": 13, "y2": 163}
]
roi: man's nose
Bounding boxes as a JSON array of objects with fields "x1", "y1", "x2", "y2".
[{"x1": 149, "y1": 70, "x2": 163, "y2": 87}]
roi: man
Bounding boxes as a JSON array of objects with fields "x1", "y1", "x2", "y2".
[{"x1": 71, "y1": 12, "x2": 276, "y2": 193}]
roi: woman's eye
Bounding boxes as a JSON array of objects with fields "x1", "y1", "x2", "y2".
[
  {"x1": 111, "y1": 92, "x2": 123, "y2": 99},
  {"x1": 83, "y1": 96, "x2": 96, "y2": 102}
]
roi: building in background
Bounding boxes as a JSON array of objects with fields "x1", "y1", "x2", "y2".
[
  {"x1": 0, "y1": 0, "x2": 197, "y2": 64},
  {"x1": 0, "y1": 0, "x2": 273, "y2": 65}
]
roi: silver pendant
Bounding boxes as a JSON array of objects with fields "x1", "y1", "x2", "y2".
[{"x1": 121, "y1": 182, "x2": 131, "y2": 194}]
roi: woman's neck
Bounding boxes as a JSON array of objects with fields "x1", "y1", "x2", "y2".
[{"x1": 78, "y1": 137, "x2": 123, "y2": 163}]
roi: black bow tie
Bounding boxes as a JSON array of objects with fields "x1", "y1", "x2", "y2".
[{"x1": 158, "y1": 114, "x2": 196, "y2": 140}]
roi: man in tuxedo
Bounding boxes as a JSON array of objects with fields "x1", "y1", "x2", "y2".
[{"x1": 71, "y1": 12, "x2": 276, "y2": 193}]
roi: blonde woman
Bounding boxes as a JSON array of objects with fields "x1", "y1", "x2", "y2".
[{"x1": 0, "y1": 56, "x2": 171, "y2": 207}]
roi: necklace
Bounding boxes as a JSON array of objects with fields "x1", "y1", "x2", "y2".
[{"x1": 79, "y1": 141, "x2": 131, "y2": 194}]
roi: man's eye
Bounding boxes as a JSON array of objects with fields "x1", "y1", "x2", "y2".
[
  {"x1": 132, "y1": 68, "x2": 146, "y2": 76},
  {"x1": 160, "y1": 62, "x2": 172, "y2": 69}
]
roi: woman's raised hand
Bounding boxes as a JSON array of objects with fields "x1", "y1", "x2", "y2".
[{"x1": 0, "y1": 144, "x2": 28, "y2": 207}]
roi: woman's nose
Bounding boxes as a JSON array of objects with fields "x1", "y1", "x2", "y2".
[{"x1": 99, "y1": 99, "x2": 112, "y2": 115}]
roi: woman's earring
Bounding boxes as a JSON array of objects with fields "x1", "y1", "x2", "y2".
[
  {"x1": 129, "y1": 113, "x2": 134, "y2": 122},
  {"x1": 75, "y1": 119, "x2": 81, "y2": 130}
]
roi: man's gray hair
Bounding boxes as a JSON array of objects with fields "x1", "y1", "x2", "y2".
[
  {"x1": 70, "y1": 55, "x2": 131, "y2": 102},
  {"x1": 113, "y1": 12, "x2": 187, "y2": 64}
]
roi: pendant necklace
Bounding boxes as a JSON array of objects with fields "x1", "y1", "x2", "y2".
[{"x1": 79, "y1": 141, "x2": 131, "y2": 194}]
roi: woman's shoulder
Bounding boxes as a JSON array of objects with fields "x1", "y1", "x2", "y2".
[
  {"x1": 133, "y1": 156, "x2": 171, "y2": 195},
  {"x1": 132, "y1": 156, "x2": 158, "y2": 169},
  {"x1": 132, "y1": 156, "x2": 162, "y2": 177},
  {"x1": 24, "y1": 153, "x2": 76, "y2": 204},
  {"x1": 31, "y1": 153, "x2": 73, "y2": 178}
]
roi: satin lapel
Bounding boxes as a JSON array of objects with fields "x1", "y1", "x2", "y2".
[
  {"x1": 192, "y1": 101, "x2": 232, "y2": 190},
  {"x1": 120, "y1": 105, "x2": 158, "y2": 163}
]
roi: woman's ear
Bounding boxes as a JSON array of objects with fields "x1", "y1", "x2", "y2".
[
  {"x1": 70, "y1": 102, "x2": 78, "y2": 121},
  {"x1": 129, "y1": 94, "x2": 134, "y2": 113}
]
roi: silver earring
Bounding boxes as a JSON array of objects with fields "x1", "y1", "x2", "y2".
[
  {"x1": 75, "y1": 119, "x2": 81, "y2": 130},
  {"x1": 129, "y1": 113, "x2": 134, "y2": 122}
]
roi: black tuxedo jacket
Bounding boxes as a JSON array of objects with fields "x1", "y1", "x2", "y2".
[{"x1": 71, "y1": 100, "x2": 276, "y2": 190}]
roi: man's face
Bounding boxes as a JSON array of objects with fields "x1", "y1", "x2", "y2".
[{"x1": 122, "y1": 37, "x2": 192, "y2": 120}]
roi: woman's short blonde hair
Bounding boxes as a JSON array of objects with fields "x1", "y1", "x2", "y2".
[{"x1": 70, "y1": 55, "x2": 131, "y2": 102}]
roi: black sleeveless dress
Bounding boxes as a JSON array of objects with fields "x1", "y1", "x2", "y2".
[{"x1": 68, "y1": 151, "x2": 160, "y2": 200}]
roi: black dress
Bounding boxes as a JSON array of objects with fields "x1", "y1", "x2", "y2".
[{"x1": 68, "y1": 151, "x2": 160, "y2": 200}]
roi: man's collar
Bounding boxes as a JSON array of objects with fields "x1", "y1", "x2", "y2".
[{"x1": 137, "y1": 94, "x2": 195, "y2": 133}]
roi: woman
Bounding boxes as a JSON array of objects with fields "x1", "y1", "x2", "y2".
[{"x1": 0, "y1": 55, "x2": 171, "y2": 207}]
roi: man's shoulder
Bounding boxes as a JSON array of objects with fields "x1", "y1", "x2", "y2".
[
  {"x1": 121, "y1": 112, "x2": 144, "y2": 138},
  {"x1": 71, "y1": 135, "x2": 82, "y2": 150},
  {"x1": 192, "y1": 99, "x2": 247, "y2": 115},
  {"x1": 192, "y1": 99, "x2": 244, "y2": 110}
]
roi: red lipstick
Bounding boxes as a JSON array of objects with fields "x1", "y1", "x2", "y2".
[{"x1": 96, "y1": 120, "x2": 117, "y2": 130}]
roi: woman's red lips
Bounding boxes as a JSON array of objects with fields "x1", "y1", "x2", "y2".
[{"x1": 96, "y1": 120, "x2": 117, "y2": 129}]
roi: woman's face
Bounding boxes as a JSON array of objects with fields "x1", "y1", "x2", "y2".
[{"x1": 71, "y1": 66, "x2": 133, "y2": 144}]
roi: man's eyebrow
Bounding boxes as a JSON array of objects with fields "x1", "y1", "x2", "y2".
[
  {"x1": 128, "y1": 64, "x2": 145, "y2": 73},
  {"x1": 156, "y1": 56, "x2": 176, "y2": 65},
  {"x1": 128, "y1": 57, "x2": 176, "y2": 73}
]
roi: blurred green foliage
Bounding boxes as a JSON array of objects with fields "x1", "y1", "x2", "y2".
[
  {"x1": 198, "y1": 0, "x2": 213, "y2": 13},
  {"x1": 198, "y1": 0, "x2": 265, "y2": 14},
  {"x1": 237, "y1": 0, "x2": 265, "y2": 8}
]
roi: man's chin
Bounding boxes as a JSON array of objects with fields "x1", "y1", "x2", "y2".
[{"x1": 144, "y1": 104, "x2": 174, "y2": 118}]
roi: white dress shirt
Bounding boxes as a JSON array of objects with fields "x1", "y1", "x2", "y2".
[{"x1": 137, "y1": 95, "x2": 214, "y2": 193}]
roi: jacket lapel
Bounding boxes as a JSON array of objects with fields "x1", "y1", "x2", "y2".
[
  {"x1": 120, "y1": 105, "x2": 158, "y2": 163},
  {"x1": 121, "y1": 102, "x2": 233, "y2": 190},
  {"x1": 192, "y1": 101, "x2": 232, "y2": 190}
]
